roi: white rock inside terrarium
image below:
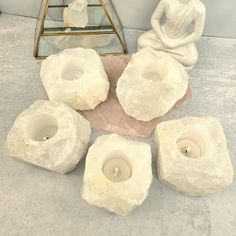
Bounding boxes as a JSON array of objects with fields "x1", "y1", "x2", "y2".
[
  {"x1": 64, "y1": 0, "x2": 88, "y2": 28},
  {"x1": 40, "y1": 48, "x2": 109, "y2": 111},
  {"x1": 55, "y1": 29, "x2": 113, "y2": 50},
  {"x1": 81, "y1": 134, "x2": 153, "y2": 216},
  {"x1": 155, "y1": 116, "x2": 234, "y2": 196},
  {"x1": 116, "y1": 47, "x2": 188, "y2": 121},
  {"x1": 5, "y1": 100, "x2": 91, "y2": 174}
]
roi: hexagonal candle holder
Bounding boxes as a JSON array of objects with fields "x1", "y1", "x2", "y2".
[
  {"x1": 5, "y1": 100, "x2": 91, "y2": 174},
  {"x1": 81, "y1": 134, "x2": 153, "y2": 216},
  {"x1": 155, "y1": 116, "x2": 234, "y2": 196}
]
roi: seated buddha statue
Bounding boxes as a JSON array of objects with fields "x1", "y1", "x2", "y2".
[{"x1": 138, "y1": 0, "x2": 206, "y2": 70}]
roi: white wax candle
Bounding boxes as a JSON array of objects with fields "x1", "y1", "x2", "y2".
[
  {"x1": 177, "y1": 138, "x2": 201, "y2": 158},
  {"x1": 27, "y1": 114, "x2": 59, "y2": 142},
  {"x1": 35, "y1": 126, "x2": 58, "y2": 142},
  {"x1": 103, "y1": 158, "x2": 131, "y2": 182}
]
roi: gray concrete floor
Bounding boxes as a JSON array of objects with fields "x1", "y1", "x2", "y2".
[{"x1": 0, "y1": 14, "x2": 236, "y2": 236}]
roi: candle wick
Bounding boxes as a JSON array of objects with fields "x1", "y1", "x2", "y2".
[
  {"x1": 113, "y1": 167, "x2": 120, "y2": 177},
  {"x1": 181, "y1": 146, "x2": 192, "y2": 157}
]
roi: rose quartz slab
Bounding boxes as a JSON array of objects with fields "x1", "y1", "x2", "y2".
[{"x1": 83, "y1": 55, "x2": 192, "y2": 138}]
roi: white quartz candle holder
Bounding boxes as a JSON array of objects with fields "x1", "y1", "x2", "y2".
[
  {"x1": 5, "y1": 100, "x2": 91, "y2": 174},
  {"x1": 40, "y1": 48, "x2": 109, "y2": 111},
  {"x1": 155, "y1": 116, "x2": 234, "y2": 196},
  {"x1": 81, "y1": 134, "x2": 153, "y2": 216},
  {"x1": 64, "y1": 0, "x2": 88, "y2": 28},
  {"x1": 116, "y1": 47, "x2": 188, "y2": 121}
]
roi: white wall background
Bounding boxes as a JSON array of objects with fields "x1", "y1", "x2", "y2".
[{"x1": 0, "y1": 0, "x2": 236, "y2": 38}]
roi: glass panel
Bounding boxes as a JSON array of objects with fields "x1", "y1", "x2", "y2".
[
  {"x1": 37, "y1": 33, "x2": 124, "y2": 57},
  {"x1": 102, "y1": 0, "x2": 127, "y2": 52},
  {"x1": 49, "y1": 0, "x2": 65, "y2": 4},
  {"x1": 50, "y1": 0, "x2": 102, "y2": 5},
  {"x1": 44, "y1": 5, "x2": 111, "y2": 29}
]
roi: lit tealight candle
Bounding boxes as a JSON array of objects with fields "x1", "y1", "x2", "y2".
[
  {"x1": 177, "y1": 138, "x2": 201, "y2": 158},
  {"x1": 103, "y1": 158, "x2": 132, "y2": 182}
]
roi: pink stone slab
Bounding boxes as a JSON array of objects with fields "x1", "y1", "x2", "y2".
[{"x1": 83, "y1": 55, "x2": 192, "y2": 138}]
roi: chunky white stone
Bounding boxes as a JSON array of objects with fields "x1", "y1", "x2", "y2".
[
  {"x1": 5, "y1": 100, "x2": 91, "y2": 174},
  {"x1": 81, "y1": 134, "x2": 153, "y2": 216},
  {"x1": 155, "y1": 116, "x2": 234, "y2": 196},
  {"x1": 138, "y1": 0, "x2": 206, "y2": 71},
  {"x1": 40, "y1": 48, "x2": 109, "y2": 111},
  {"x1": 116, "y1": 47, "x2": 188, "y2": 121},
  {"x1": 64, "y1": 0, "x2": 88, "y2": 28}
]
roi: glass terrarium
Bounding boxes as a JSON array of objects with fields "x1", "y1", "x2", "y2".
[{"x1": 34, "y1": 0, "x2": 127, "y2": 59}]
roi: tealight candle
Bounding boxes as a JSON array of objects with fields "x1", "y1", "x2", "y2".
[
  {"x1": 177, "y1": 138, "x2": 201, "y2": 158},
  {"x1": 35, "y1": 125, "x2": 58, "y2": 142},
  {"x1": 103, "y1": 158, "x2": 132, "y2": 182},
  {"x1": 27, "y1": 114, "x2": 58, "y2": 142}
]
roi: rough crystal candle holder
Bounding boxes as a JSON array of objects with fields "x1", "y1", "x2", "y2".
[
  {"x1": 116, "y1": 48, "x2": 188, "y2": 121},
  {"x1": 81, "y1": 134, "x2": 153, "y2": 216},
  {"x1": 5, "y1": 100, "x2": 91, "y2": 174},
  {"x1": 40, "y1": 48, "x2": 109, "y2": 111},
  {"x1": 155, "y1": 116, "x2": 234, "y2": 196}
]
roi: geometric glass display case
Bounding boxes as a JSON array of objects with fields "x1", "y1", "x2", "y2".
[{"x1": 33, "y1": 0, "x2": 127, "y2": 59}]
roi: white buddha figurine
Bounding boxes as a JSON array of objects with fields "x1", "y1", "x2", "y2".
[{"x1": 138, "y1": 0, "x2": 206, "y2": 70}]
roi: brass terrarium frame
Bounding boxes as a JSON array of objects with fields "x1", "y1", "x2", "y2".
[{"x1": 34, "y1": 0, "x2": 127, "y2": 59}]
